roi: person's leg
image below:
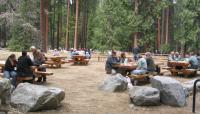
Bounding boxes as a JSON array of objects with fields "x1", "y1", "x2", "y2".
[
  {"x1": 10, "y1": 71, "x2": 17, "y2": 87},
  {"x1": 37, "y1": 66, "x2": 47, "y2": 82},
  {"x1": 3, "y1": 71, "x2": 10, "y2": 79},
  {"x1": 132, "y1": 70, "x2": 146, "y2": 75}
]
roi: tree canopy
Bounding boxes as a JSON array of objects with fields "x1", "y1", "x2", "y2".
[{"x1": 0, "y1": 0, "x2": 199, "y2": 53}]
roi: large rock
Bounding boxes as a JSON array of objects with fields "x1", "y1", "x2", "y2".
[
  {"x1": 129, "y1": 86, "x2": 160, "y2": 106},
  {"x1": 151, "y1": 76, "x2": 186, "y2": 107},
  {"x1": 182, "y1": 79, "x2": 200, "y2": 96},
  {"x1": 0, "y1": 78, "x2": 12, "y2": 105},
  {"x1": 11, "y1": 83, "x2": 65, "y2": 112},
  {"x1": 99, "y1": 73, "x2": 128, "y2": 92}
]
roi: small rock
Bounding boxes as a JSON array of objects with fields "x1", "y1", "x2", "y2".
[
  {"x1": 129, "y1": 86, "x2": 160, "y2": 106},
  {"x1": 0, "y1": 78, "x2": 12, "y2": 105},
  {"x1": 99, "y1": 73, "x2": 128, "y2": 92}
]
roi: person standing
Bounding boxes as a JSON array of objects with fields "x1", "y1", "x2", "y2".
[
  {"x1": 132, "y1": 46, "x2": 140, "y2": 61},
  {"x1": 3, "y1": 54, "x2": 17, "y2": 87}
]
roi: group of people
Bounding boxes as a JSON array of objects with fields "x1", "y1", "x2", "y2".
[
  {"x1": 105, "y1": 51, "x2": 158, "y2": 75},
  {"x1": 3, "y1": 46, "x2": 46, "y2": 87},
  {"x1": 69, "y1": 48, "x2": 91, "y2": 59},
  {"x1": 168, "y1": 51, "x2": 200, "y2": 69}
]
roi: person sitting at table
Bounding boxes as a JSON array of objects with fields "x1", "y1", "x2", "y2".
[
  {"x1": 3, "y1": 54, "x2": 17, "y2": 87},
  {"x1": 71, "y1": 49, "x2": 79, "y2": 57},
  {"x1": 105, "y1": 51, "x2": 120, "y2": 74},
  {"x1": 85, "y1": 51, "x2": 91, "y2": 59},
  {"x1": 145, "y1": 52, "x2": 156, "y2": 72},
  {"x1": 119, "y1": 52, "x2": 127, "y2": 63},
  {"x1": 188, "y1": 52, "x2": 198, "y2": 69},
  {"x1": 52, "y1": 49, "x2": 60, "y2": 56},
  {"x1": 174, "y1": 52, "x2": 181, "y2": 61},
  {"x1": 197, "y1": 53, "x2": 200, "y2": 68},
  {"x1": 168, "y1": 51, "x2": 175, "y2": 61},
  {"x1": 17, "y1": 51, "x2": 34, "y2": 83},
  {"x1": 131, "y1": 55, "x2": 147, "y2": 75},
  {"x1": 184, "y1": 54, "x2": 190, "y2": 62},
  {"x1": 30, "y1": 46, "x2": 46, "y2": 82}
]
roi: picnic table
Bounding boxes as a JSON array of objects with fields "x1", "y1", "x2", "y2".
[
  {"x1": 113, "y1": 63, "x2": 137, "y2": 75},
  {"x1": 0, "y1": 61, "x2": 53, "y2": 84},
  {"x1": 167, "y1": 61, "x2": 197, "y2": 77},
  {"x1": 69, "y1": 55, "x2": 89, "y2": 65},
  {"x1": 45, "y1": 56, "x2": 68, "y2": 68}
]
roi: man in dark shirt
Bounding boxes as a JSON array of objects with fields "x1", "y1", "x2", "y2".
[
  {"x1": 105, "y1": 51, "x2": 119, "y2": 74},
  {"x1": 132, "y1": 46, "x2": 140, "y2": 61},
  {"x1": 17, "y1": 51, "x2": 34, "y2": 81},
  {"x1": 145, "y1": 52, "x2": 156, "y2": 72}
]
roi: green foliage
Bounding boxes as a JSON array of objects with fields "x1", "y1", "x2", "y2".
[
  {"x1": 174, "y1": 0, "x2": 200, "y2": 52},
  {"x1": 160, "y1": 44, "x2": 171, "y2": 54},
  {"x1": 8, "y1": 21, "x2": 40, "y2": 51}
]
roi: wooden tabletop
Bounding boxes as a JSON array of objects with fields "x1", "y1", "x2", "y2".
[
  {"x1": 168, "y1": 61, "x2": 189, "y2": 66},
  {"x1": 0, "y1": 61, "x2": 5, "y2": 67},
  {"x1": 113, "y1": 63, "x2": 137, "y2": 70}
]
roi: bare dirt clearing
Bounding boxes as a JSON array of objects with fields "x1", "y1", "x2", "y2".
[{"x1": 1, "y1": 50, "x2": 200, "y2": 114}]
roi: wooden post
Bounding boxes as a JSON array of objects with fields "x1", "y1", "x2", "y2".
[
  {"x1": 74, "y1": 0, "x2": 79, "y2": 49},
  {"x1": 65, "y1": 0, "x2": 70, "y2": 50}
]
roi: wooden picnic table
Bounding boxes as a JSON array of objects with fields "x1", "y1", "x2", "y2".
[
  {"x1": 45, "y1": 56, "x2": 68, "y2": 68},
  {"x1": 113, "y1": 63, "x2": 137, "y2": 75},
  {"x1": 69, "y1": 55, "x2": 89, "y2": 65},
  {"x1": 167, "y1": 61, "x2": 196, "y2": 77}
]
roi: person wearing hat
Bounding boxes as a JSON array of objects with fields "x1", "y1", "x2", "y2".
[
  {"x1": 105, "y1": 51, "x2": 120, "y2": 74},
  {"x1": 30, "y1": 46, "x2": 46, "y2": 82}
]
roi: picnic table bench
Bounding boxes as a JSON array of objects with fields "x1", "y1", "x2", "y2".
[
  {"x1": 16, "y1": 66, "x2": 53, "y2": 84},
  {"x1": 167, "y1": 61, "x2": 197, "y2": 77},
  {"x1": 128, "y1": 72, "x2": 157, "y2": 85}
]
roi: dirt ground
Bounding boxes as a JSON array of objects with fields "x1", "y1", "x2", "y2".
[{"x1": 1, "y1": 50, "x2": 200, "y2": 114}]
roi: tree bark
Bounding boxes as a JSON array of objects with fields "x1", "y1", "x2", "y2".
[
  {"x1": 65, "y1": 0, "x2": 70, "y2": 49},
  {"x1": 74, "y1": 0, "x2": 79, "y2": 49},
  {"x1": 40, "y1": 0, "x2": 45, "y2": 51},
  {"x1": 133, "y1": 0, "x2": 139, "y2": 48},
  {"x1": 44, "y1": 0, "x2": 48, "y2": 52}
]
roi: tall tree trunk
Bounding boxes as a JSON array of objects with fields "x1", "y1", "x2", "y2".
[
  {"x1": 40, "y1": 0, "x2": 45, "y2": 51},
  {"x1": 165, "y1": 8, "x2": 169, "y2": 44},
  {"x1": 44, "y1": 0, "x2": 48, "y2": 52},
  {"x1": 52, "y1": 0, "x2": 56, "y2": 49},
  {"x1": 74, "y1": 0, "x2": 79, "y2": 49},
  {"x1": 57, "y1": 14, "x2": 60, "y2": 49},
  {"x1": 65, "y1": 0, "x2": 70, "y2": 49},
  {"x1": 157, "y1": 17, "x2": 161, "y2": 51},
  {"x1": 133, "y1": 0, "x2": 138, "y2": 48}
]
